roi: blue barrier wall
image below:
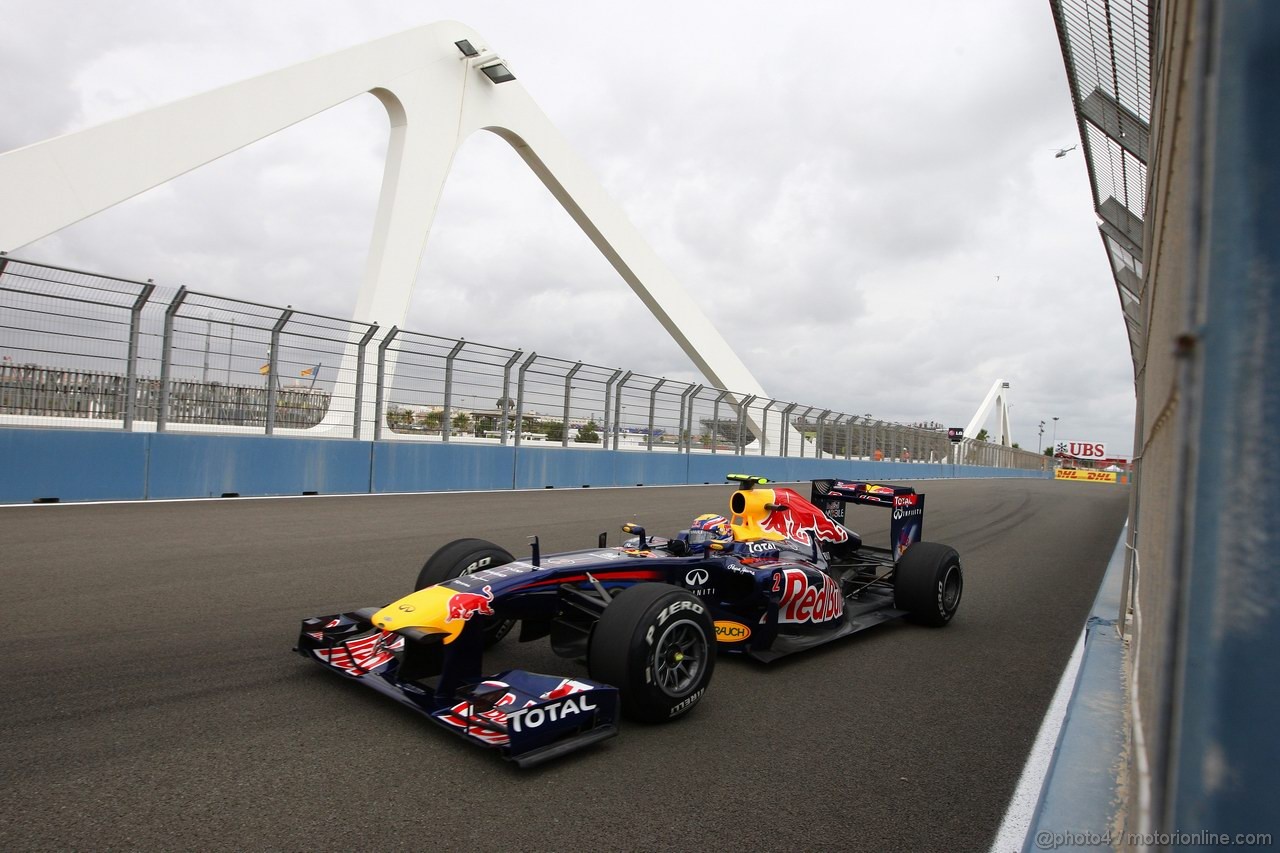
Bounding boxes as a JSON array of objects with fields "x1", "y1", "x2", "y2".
[
  {"x1": 0, "y1": 428, "x2": 150, "y2": 502},
  {"x1": 372, "y1": 442, "x2": 516, "y2": 493},
  {"x1": 148, "y1": 434, "x2": 372, "y2": 498},
  {"x1": 0, "y1": 427, "x2": 1050, "y2": 503}
]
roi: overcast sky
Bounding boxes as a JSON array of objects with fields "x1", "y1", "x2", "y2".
[{"x1": 0, "y1": 0, "x2": 1136, "y2": 455}]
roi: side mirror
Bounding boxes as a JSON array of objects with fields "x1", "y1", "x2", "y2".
[{"x1": 621, "y1": 522, "x2": 648, "y2": 549}]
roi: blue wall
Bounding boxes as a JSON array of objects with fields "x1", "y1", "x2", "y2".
[{"x1": 0, "y1": 428, "x2": 1049, "y2": 503}]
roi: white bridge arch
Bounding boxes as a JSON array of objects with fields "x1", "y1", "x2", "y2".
[{"x1": 0, "y1": 22, "x2": 769, "y2": 439}]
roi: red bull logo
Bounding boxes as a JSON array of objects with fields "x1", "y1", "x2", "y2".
[
  {"x1": 445, "y1": 585, "x2": 495, "y2": 622},
  {"x1": 777, "y1": 568, "x2": 844, "y2": 624},
  {"x1": 758, "y1": 487, "x2": 849, "y2": 546},
  {"x1": 864, "y1": 484, "x2": 894, "y2": 495},
  {"x1": 896, "y1": 523, "x2": 920, "y2": 559}
]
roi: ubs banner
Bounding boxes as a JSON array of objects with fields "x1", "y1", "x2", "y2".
[{"x1": 1055, "y1": 440, "x2": 1107, "y2": 459}]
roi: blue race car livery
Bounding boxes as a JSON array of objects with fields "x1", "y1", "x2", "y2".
[{"x1": 295, "y1": 475, "x2": 963, "y2": 767}]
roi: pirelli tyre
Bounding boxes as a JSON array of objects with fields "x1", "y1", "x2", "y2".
[
  {"x1": 416, "y1": 538, "x2": 516, "y2": 645},
  {"x1": 588, "y1": 583, "x2": 716, "y2": 724},
  {"x1": 893, "y1": 541, "x2": 963, "y2": 626}
]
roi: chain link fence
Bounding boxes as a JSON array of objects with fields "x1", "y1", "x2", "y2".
[{"x1": 0, "y1": 255, "x2": 1049, "y2": 470}]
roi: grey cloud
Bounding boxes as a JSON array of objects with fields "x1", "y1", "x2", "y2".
[{"x1": 0, "y1": 0, "x2": 1136, "y2": 452}]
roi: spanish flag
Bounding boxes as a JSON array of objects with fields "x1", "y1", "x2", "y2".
[
  {"x1": 300, "y1": 364, "x2": 318, "y2": 378},
  {"x1": 259, "y1": 362, "x2": 271, "y2": 375}
]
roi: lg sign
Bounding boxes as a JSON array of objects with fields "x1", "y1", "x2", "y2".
[{"x1": 1056, "y1": 441, "x2": 1107, "y2": 459}]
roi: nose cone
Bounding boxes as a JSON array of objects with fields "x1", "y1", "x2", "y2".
[{"x1": 371, "y1": 585, "x2": 463, "y2": 643}]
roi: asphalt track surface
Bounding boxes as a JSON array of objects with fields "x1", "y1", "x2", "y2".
[{"x1": 0, "y1": 478, "x2": 1129, "y2": 852}]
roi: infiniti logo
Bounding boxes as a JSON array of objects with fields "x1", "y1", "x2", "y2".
[{"x1": 685, "y1": 568, "x2": 710, "y2": 586}]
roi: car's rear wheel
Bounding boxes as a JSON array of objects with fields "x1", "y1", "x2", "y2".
[
  {"x1": 417, "y1": 538, "x2": 517, "y2": 645},
  {"x1": 893, "y1": 542, "x2": 963, "y2": 626},
  {"x1": 588, "y1": 583, "x2": 715, "y2": 723}
]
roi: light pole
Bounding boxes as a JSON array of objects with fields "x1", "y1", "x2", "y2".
[
  {"x1": 201, "y1": 313, "x2": 212, "y2": 383},
  {"x1": 1052, "y1": 416, "x2": 1060, "y2": 451},
  {"x1": 225, "y1": 317, "x2": 237, "y2": 384},
  {"x1": 1039, "y1": 420, "x2": 1045, "y2": 452}
]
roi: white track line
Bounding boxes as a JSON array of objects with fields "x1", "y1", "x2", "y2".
[
  {"x1": 0, "y1": 474, "x2": 1047, "y2": 509},
  {"x1": 0, "y1": 481, "x2": 744, "y2": 509},
  {"x1": 990, "y1": 629, "x2": 1087, "y2": 852}
]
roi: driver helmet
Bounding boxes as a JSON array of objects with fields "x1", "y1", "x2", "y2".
[{"x1": 687, "y1": 513, "x2": 733, "y2": 548}]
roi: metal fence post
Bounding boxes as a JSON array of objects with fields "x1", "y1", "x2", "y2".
[
  {"x1": 264, "y1": 308, "x2": 293, "y2": 436},
  {"x1": 156, "y1": 287, "x2": 188, "y2": 433},
  {"x1": 815, "y1": 409, "x2": 832, "y2": 460},
  {"x1": 122, "y1": 281, "x2": 155, "y2": 431},
  {"x1": 441, "y1": 339, "x2": 466, "y2": 442},
  {"x1": 677, "y1": 384, "x2": 695, "y2": 453},
  {"x1": 735, "y1": 394, "x2": 757, "y2": 456},
  {"x1": 647, "y1": 378, "x2": 667, "y2": 451},
  {"x1": 710, "y1": 389, "x2": 731, "y2": 454},
  {"x1": 374, "y1": 326, "x2": 399, "y2": 441},
  {"x1": 760, "y1": 399, "x2": 777, "y2": 456},
  {"x1": 612, "y1": 371, "x2": 632, "y2": 450},
  {"x1": 514, "y1": 353, "x2": 538, "y2": 449},
  {"x1": 685, "y1": 385, "x2": 704, "y2": 452},
  {"x1": 796, "y1": 406, "x2": 814, "y2": 458},
  {"x1": 601, "y1": 368, "x2": 622, "y2": 450},
  {"x1": 351, "y1": 324, "x2": 378, "y2": 440},
  {"x1": 830, "y1": 414, "x2": 846, "y2": 461},
  {"x1": 499, "y1": 350, "x2": 522, "y2": 445},
  {"x1": 562, "y1": 361, "x2": 582, "y2": 447},
  {"x1": 780, "y1": 403, "x2": 798, "y2": 457}
]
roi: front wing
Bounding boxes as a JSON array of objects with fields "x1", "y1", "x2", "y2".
[{"x1": 295, "y1": 610, "x2": 618, "y2": 768}]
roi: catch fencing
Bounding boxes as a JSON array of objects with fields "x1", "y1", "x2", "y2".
[{"x1": 0, "y1": 255, "x2": 1048, "y2": 470}]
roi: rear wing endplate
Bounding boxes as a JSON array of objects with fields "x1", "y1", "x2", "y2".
[{"x1": 810, "y1": 479, "x2": 925, "y2": 561}]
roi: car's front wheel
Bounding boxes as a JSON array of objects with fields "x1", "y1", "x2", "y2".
[
  {"x1": 588, "y1": 584, "x2": 715, "y2": 723},
  {"x1": 416, "y1": 538, "x2": 517, "y2": 646}
]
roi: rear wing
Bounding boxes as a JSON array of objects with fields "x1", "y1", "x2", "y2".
[{"x1": 810, "y1": 479, "x2": 925, "y2": 561}]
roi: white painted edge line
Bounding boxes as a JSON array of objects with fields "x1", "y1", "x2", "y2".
[
  {"x1": 0, "y1": 474, "x2": 1047, "y2": 510},
  {"x1": 0, "y1": 480, "x2": 747, "y2": 509},
  {"x1": 989, "y1": 628, "x2": 1088, "y2": 853}
]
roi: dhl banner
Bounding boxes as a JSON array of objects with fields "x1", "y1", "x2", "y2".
[{"x1": 1055, "y1": 469, "x2": 1118, "y2": 483}]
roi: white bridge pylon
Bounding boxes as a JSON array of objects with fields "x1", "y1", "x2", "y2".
[
  {"x1": 965, "y1": 379, "x2": 1013, "y2": 446},
  {"x1": 0, "y1": 22, "x2": 771, "y2": 441}
]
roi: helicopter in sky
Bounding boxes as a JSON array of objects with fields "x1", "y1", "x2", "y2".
[{"x1": 1054, "y1": 145, "x2": 1078, "y2": 158}]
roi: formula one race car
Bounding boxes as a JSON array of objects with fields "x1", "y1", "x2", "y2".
[{"x1": 295, "y1": 475, "x2": 963, "y2": 767}]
